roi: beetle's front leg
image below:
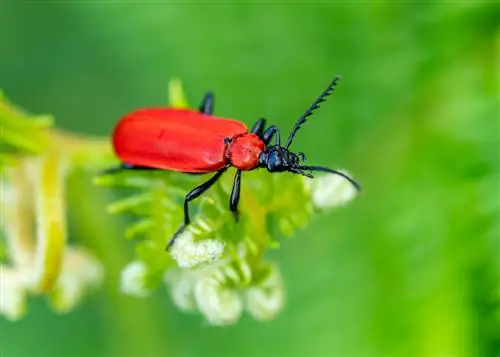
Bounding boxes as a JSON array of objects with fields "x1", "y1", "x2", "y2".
[
  {"x1": 101, "y1": 163, "x2": 160, "y2": 175},
  {"x1": 199, "y1": 92, "x2": 215, "y2": 115},
  {"x1": 229, "y1": 170, "x2": 242, "y2": 222},
  {"x1": 167, "y1": 168, "x2": 227, "y2": 250},
  {"x1": 251, "y1": 117, "x2": 266, "y2": 137},
  {"x1": 262, "y1": 126, "x2": 281, "y2": 146}
]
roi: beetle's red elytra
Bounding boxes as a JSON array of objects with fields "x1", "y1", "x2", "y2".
[
  {"x1": 110, "y1": 77, "x2": 361, "y2": 250},
  {"x1": 113, "y1": 108, "x2": 249, "y2": 172}
]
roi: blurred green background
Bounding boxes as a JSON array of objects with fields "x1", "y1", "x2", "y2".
[{"x1": 1, "y1": 2, "x2": 499, "y2": 357}]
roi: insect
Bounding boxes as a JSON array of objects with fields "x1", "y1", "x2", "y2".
[{"x1": 111, "y1": 76, "x2": 361, "y2": 250}]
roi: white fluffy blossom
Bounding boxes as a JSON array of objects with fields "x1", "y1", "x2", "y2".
[
  {"x1": 164, "y1": 269, "x2": 198, "y2": 311},
  {"x1": 120, "y1": 260, "x2": 151, "y2": 298},
  {"x1": 170, "y1": 231, "x2": 225, "y2": 269},
  {"x1": 166, "y1": 265, "x2": 243, "y2": 325},
  {"x1": 50, "y1": 247, "x2": 104, "y2": 313},
  {"x1": 164, "y1": 258, "x2": 286, "y2": 325},
  {"x1": 0, "y1": 267, "x2": 30, "y2": 321},
  {"x1": 304, "y1": 170, "x2": 358, "y2": 209},
  {"x1": 194, "y1": 273, "x2": 243, "y2": 325},
  {"x1": 2, "y1": 248, "x2": 104, "y2": 318},
  {"x1": 245, "y1": 265, "x2": 284, "y2": 321}
]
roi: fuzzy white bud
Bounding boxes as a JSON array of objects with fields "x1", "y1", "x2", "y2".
[
  {"x1": 50, "y1": 248, "x2": 104, "y2": 313},
  {"x1": 245, "y1": 266, "x2": 284, "y2": 321},
  {"x1": 170, "y1": 231, "x2": 224, "y2": 269},
  {"x1": 194, "y1": 274, "x2": 242, "y2": 325},
  {"x1": 0, "y1": 267, "x2": 29, "y2": 321},
  {"x1": 164, "y1": 268, "x2": 198, "y2": 311},
  {"x1": 120, "y1": 260, "x2": 151, "y2": 298},
  {"x1": 305, "y1": 171, "x2": 358, "y2": 209}
]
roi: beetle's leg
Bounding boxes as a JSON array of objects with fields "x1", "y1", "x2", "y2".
[
  {"x1": 262, "y1": 126, "x2": 281, "y2": 146},
  {"x1": 251, "y1": 117, "x2": 266, "y2": 137},
  {"x1": 101, "y1": 163, "x2": 158, "y2": 175},
  {"x1": 167, "y1": 168, "x2": 227, "y2": 250},
  {"x1": 229, "y1": 170, "x2": 242, "y2": 222},
  {"x1": 101, "y1": 165, "x2": 126, "y2": 175},
  {"x1": 199, "y1": 92, "x2": 215, "y2": 115}
]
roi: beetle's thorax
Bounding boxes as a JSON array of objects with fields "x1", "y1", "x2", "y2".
[
  {"x1": 227, "y1": 133, "x2": 266, "y2": 171},
  {"x1": 258, "y1": 146, "x2": 301, "y2": 172}
]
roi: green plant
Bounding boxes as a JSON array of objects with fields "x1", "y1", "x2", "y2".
[
  {"x1": 0, "y1": 91, "x2": 109, "y2": 319},
  {"x1": 0, "y1": 80, "x2": 358, "y2": 324}
]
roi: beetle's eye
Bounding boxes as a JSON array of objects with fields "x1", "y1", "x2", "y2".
[{"x1": 267, "y1": 151, "x2": 281, "y2": 171}]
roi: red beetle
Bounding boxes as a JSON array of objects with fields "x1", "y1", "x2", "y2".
[{"x1": 111, "y1": 76, "x2": 360, "y2": 249}]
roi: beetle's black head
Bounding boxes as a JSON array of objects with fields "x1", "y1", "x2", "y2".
[
  {"x1": 258, "y1": 146, "x2": 361, "y2": 190},
  {"x1": 258, "y1": 146, "x2": 305, "y2": 173}
]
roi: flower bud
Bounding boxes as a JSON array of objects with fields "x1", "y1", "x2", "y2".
[
  {"x1": 164, "y1": 268, "x2": 197, "y2": 312},
  {"x1": 0, "y1": 267, "x2": 29, "y2": 321},
  {"x1": 194, "y1": 273, "x2": 242, "y2": 325},
  {"x1": 50, "y1": 247, "x2": 104, "y2": 313},
  {"x1": 304, "y1": 170, "x2": 358, "y2": 209},
  {"x1": 245, "y1": 265, "x2": 284, "y2": 321},
  {"x1": 120, "y1": 260, "x2": 150, "y2": 298},
  {"x1": 170, "y1": 231, "x2": 224, "y2": 269}
]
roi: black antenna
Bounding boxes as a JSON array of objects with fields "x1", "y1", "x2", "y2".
[
  {"x1": 284, "y1": 76, "x2": 342, "y2": 149},
  {"x1": 295, "y1": 165, "x2": 361, "y2": 191}
]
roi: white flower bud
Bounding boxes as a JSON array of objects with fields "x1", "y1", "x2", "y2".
[
  {"x1": 0, "y1": 267, "x2": 29, "y2": 321},
  {"x1": 194, "y1": 273, "x2": 242, "y2": 325},
  {"x1": 305, "y1": 170, "x2": 358, "y2": 209},
  {"x1": 170, "y1": 231, "x2": 224, "y2": 269},
  {"x1": 50, "y1": 248, "x2": 104, "y2": 313},
  {"x1": 120, "y1": 260, "x2": 150, "y2": 298},
  {"x1": 164, "y1": 268, "x2": 197, "y2": 312},
  {"x1": 245, "y1": 266, "x2": 284, "y2": 321}
]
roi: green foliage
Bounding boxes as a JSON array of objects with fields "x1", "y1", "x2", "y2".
[
  {"x1": 1, "y1": 2, "x2": 499, "y2": 357},
  {"x1": 0, "y1": 91, "x2": 52, "y2": 162},
  {"x1": 96, "y1": 168, "x2": 312, "y2": 268},
  {"x1": 0, "y1": 236, "x2": 6, "y2": 263},
  {"x1": 0, "y1": 94, "x2": 108, "y2": 322},
  {"x1": 93, "y1": 83, "x2": 342, "y2": 323}
]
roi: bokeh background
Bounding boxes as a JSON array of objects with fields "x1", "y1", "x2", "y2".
[{"x1": 1, "y1": 2, "x2": 499, "y2": 357}]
